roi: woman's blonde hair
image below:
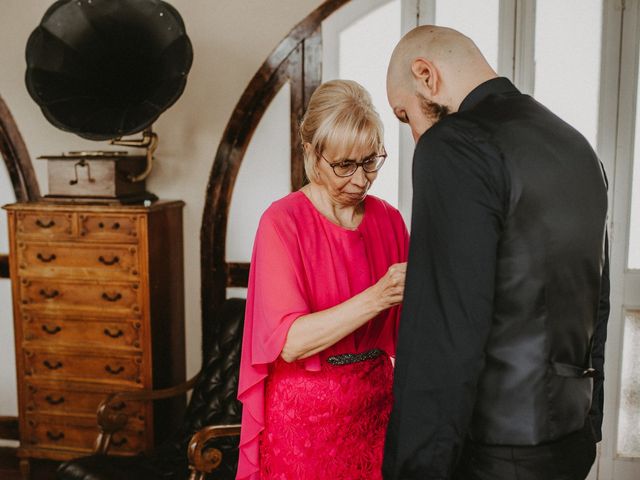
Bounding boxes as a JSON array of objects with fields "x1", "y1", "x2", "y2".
[{"x1": 299, "y1": 79, "x2": 383, "y2": 182}]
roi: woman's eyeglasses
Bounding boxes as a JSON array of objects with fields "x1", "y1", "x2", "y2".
[{"x1": 317, "y1": 149, "x2": 387, "y2": 177}]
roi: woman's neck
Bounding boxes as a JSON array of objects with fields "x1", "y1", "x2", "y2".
[{"x1": 302, "y1": 184, "x2": 364, "y2": 230}]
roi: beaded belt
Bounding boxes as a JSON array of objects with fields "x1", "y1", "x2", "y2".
[{"x1": 326, "y1": 348, "x2": 384, "y2": 365}]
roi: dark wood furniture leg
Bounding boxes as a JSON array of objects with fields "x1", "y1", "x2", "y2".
[{"x1": 19, "y1": 458, "x2": 29, "y2": 480}]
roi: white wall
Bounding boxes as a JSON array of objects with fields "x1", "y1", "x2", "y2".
[{"x1": 0, "y1": 0, "x2": 325, "y2": 418}]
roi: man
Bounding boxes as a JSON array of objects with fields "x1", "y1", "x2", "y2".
[{"x1": 383, "y1": 26, "x2": 610, "y2": 480}]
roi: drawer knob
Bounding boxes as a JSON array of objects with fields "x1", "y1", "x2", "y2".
[
  {"x1": 43, "y1": 360, "x2": 63, "y2": 370},
  {"x1": 46, "y1": 430, "x2": 64, "y2": 441},
  {"x1": 104, "y1": 328, "x2": 124, "y2": 339},
  {"x1": 111, "y1": 437, "x2": 128, "y2": 447},
  {"x1": 102, "y1": 292, "x2": 122, "y2": 302},
  {"x1": 105, "y1": 365, "x2": 125, "y2": 375},
  {"x1": 39, "y1": 289, "x2": 60, "y2": 299},
  {"x1": 98, "y1": 222, "x2": 121, "y2": 230},
  {"x1": 36, "y1": 253, "x2": 57, "y2": 263},
  {"x1": 98, "y1": 255, "x2": 120, "y2": 266},
  {"x1": 111, "y1": 401, "x2": 126, "y2": 411},
  {"x1": 35, "y1": 219, "x2": 55, "y2": 229},
  {"x1": 45, "y1": 395, "x2": 65, "y2": 405},
  {"x1": 42, "y1": 325, "x2": 62, "y2": 335}
]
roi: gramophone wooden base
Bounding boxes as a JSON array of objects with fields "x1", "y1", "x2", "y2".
[{"x1": 42, "y1": 156, "x2": 150, "y2": 200}]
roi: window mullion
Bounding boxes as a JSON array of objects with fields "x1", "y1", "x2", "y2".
[
  {"x1": 498, "y1": 0, "x2": 516, "y2": 79},
  {"x1": 513, "y1": 0, "x2": 536, "y2": 94},
  {"x1": 416, "y1": 0, "x2": 436, "y2": 26}
]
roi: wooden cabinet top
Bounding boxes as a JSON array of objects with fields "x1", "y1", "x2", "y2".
[{"x1": 3, "y1": 200, "x2": 184, "y2": 213}]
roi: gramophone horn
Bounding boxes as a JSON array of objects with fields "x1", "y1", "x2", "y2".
[{"x1": 25, "y1": 0, "x2": 193, "y2": 141}]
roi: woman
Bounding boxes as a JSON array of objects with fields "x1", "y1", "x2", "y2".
[{"x1": 237, "y1": 79, "x2": 409, "y2": 479}]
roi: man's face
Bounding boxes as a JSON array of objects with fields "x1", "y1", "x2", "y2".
[{"x1": 387, "y1": 86, "x2": 450, "y2": 142}]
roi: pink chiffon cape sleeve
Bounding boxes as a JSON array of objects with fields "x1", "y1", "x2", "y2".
[{"x1": 236, "y1": 193, "x2": 408, "y2": 480}]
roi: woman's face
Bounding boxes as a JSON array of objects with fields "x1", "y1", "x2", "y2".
[{"x1": 312, "y1": 143, "x2": 381, "y2": 207}]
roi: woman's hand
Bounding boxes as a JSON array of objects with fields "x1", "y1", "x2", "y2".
[
  {"x1": 281, "y1": 262, "x2": 407, "y2": 363},
  {"x1": 370, "y1": 262, "x2": 407, "y2": 311}
]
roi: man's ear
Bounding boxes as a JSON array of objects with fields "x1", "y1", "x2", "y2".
[{"x1": 411, "y1": 58, "x2": 439, "y2": 96}]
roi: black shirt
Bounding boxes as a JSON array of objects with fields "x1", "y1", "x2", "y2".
[{"x1": 382, "y1": 78, "x2": 609, "y2": 479}]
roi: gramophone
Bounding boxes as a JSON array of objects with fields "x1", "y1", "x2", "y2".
[{"x1": 25, "y1": 0, "x2": 193, "y2": 203}]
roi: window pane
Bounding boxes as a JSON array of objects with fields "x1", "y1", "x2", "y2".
[
  {"x1": 0, "y1": 168, "x2": 16, "y2": 418},
  {"x1": 333, "y1": 0, "x2": 402, "y2": 207},
  {"x1": 227, "y1": 82, "x2": 291, "y2": 263},
  {"x1": 534, "y1": 0, "x2": 603, "y2": 149},
  {"x1": 0, "y1": 167, "x2": 15, "y2": 253},
  {"x1": 618, "y1": 310, "x2": 640, "y2": 457},
  {"x1": 628, "y1": 48, "x2": 640, "y2": 269},
  {"x1": 435, "y1": 0, "x2": 500, "y2": 71}
]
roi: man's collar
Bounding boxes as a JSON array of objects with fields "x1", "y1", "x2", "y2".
[{"x1": 458, "y1": 77, "x2": 520, "y2": 112}]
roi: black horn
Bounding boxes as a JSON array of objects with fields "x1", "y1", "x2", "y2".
[{"x1": 25, "y1": 0, "x2": 193, "y2": 141}]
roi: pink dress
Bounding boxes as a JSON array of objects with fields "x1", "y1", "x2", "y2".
[{"x1": 237, "y1": 191, "x2": 409, "y2": 480}]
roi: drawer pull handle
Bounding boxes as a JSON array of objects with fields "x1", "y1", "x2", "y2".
[
  {"x1": 111, "y1": 401, "x2": 126, "y2": 411},
  {"x1": 37, "y1": 253, "x2": 57, "y2": 263},
  {"x1": 105, "y1": 365, "x2": 125, "y2": 375},
  {"x1": 46, "y1": 431, "x2": 65, "y2": 441},
  {"x1": 99, "y1": 255, "x2": 120, "y2": 266},
  {"x1": 104, "y1": 328, "x2": 124, "y2": 339},
  {"x1": 43, "y1": 360, "x2": 63, "y2": 370},
  {"x1": 102, "y1": 292, "x2": 122, "y2": 302},
  {"x1": 39, "y1": 289, "x2": 59, "y2": 299},
  {"x1": 35, "y1": 219, "x2": 55, "y2": 229},
  {"x1": 111, "y1": 437, "x2": 128, "y2": 447},
  {"x1": 42, "y1": 325, "x2": 61, "y2": 335},
  {"x1": 45, "y1": 395, "x2": 65, "y2": 405}
]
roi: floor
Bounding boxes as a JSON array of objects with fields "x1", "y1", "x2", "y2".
[{"x1": 0, "y1": 448, "x2": 59, "y2": 480}]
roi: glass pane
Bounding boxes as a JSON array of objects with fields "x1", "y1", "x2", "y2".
[
  {"x1": 628, "y1": 47, "x2": 640, "y2": 269},
  {"x1": 0, "y1": 165, "x2": 15, "y2": 252},
  {"x1": 534, "y1": 0, "x2": 603, "y2": 149},
  {"x1": 226, "y1": 82, "x2": 291, "y2": 263},
  {"x1": 333, "y1": 0, "x2": 402, "y2": 208},
  {"x1": 618, "y1": 310, "x2": 640, "y2": 457},
  {"x1": 435, "y1": 0, "x2": 500, "y2": 71},
  {"x1": 0, "y1": 165, "x2": 17, "y2": 417}
]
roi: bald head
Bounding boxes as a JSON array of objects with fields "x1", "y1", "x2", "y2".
[{"x1": 387, "y1": 26, "x2": 497, "y2": 115}]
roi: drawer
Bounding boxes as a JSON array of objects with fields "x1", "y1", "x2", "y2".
[
  {"x1": 16, "y1": 211, "x2": 75, "y2": 240},
  {"x1": 20, "y1": 278, "x2": 142, "y2": 316},
  {"x1": 24, "y1": 414, "x2": 145, "y2": 455},
  {"x1": 79, "y1": 213, "x2": 139, "y2": 243},
  {"x1": 22, "y1": 313, "x2": 143, "y2": 350},
  {"x1": 24, "y1": 382, "x2": 145, "y2": 422},
  {"x1": 17, "y1": 241, "x2": 141, "y2": 280},
  {"x1": 24, "y1": 349, "x2": 144, "y2": 387}
]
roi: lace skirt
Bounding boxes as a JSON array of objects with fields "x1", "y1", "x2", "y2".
[{"x1": 260, "y1": 353, "x2": 393, "y2": 480}]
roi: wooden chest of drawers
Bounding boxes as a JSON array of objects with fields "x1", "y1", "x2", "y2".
[{"x1": 3, "y1": 201, "x2": 186, "y2": 471}]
